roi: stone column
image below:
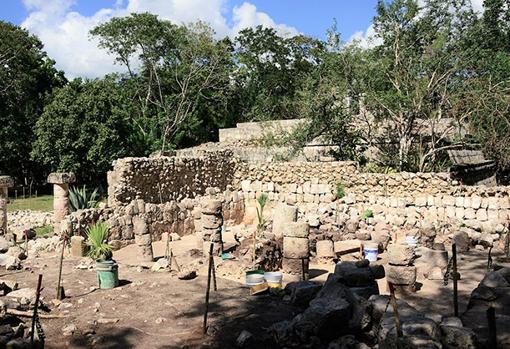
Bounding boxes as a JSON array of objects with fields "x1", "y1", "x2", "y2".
[
  {"x1": 386, "y1": 243, "x2": 417, "y2": 292},
  {"x1": 47, "y1": 172, "x2": 76, "y2": 225},
  {"x1": 0, "y1": 176, "x2": 14, "y2": 235},
  {"x1": 200, "y1": 199, "x2": 223, "y2": 256},
  {"x1": 282, "y1": 222, "x2": 310, "y2": 277}
]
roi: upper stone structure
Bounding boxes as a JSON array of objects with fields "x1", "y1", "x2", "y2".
[{"x1": 47, "y1": 172, "x2": 76, "y2": 184}]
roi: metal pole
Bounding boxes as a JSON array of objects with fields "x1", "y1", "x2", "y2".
[
  {"x1": 31, "y1": 274, "x2": 43, "y2": 347},
  {"x1": 203, "y1": 243, "x2": 214, "y2": 334},
  {"x1": 452, "y1": 243, "x2": 459, "y2": 317}
]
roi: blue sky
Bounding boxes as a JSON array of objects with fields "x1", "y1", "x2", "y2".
[
  {"x1": 2, "y1": 0, "x2": 378, "y2": 40},
  {"x1": 1, "y1": 0, "x2": 380, "y2": 77}
]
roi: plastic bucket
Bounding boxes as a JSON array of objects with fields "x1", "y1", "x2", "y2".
[
  {"x1": 364, "y1": 245, "x2": 379, "y2": 262},
  {"x1": 264, "y1": 272, "x2": 283, "y2": 289},
  {"x1": 96, "y1": 260, "x2": 119, "y2": 289},
  {"x1": 246, "y1": 270, "x2": 265, "y2": 286}
]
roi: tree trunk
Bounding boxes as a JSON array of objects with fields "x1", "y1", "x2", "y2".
[{"x1": 399, "y1": 135, "x2": 412, "y2": 171}]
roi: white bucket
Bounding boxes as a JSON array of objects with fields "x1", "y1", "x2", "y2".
[
  {"x1": 364, "y1": 245, "x2": 379, "y2": 262},
  {"x1": 245, "y1": 273, "x2": 265, "y2": 286},
  {"x1": 264, "y1": 272, "x2": 283, "y2": 288},
  {"x1": 405, "y1": 236, "x2": 418, "y2": 247}
]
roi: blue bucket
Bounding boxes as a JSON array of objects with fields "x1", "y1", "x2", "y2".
[{"x1": 364, "y1": 245, "x2": 378, "y2": 262}]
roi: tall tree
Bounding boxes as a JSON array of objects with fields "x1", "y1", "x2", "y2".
[{"x1": 0, "y1": 21, "x2": 65, "y2": 181}]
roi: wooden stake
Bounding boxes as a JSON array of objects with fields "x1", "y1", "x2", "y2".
[
  {"x1": 56, "y1": 235, "x2": 66, "y2": 300},
  {"x1": 211, "y1": 252, "x2": 217, "y2": 292},
  {"x1": 31, "y1": 274, "x2": 43, "y2": 347},
  {"x1": 203, "y1": 243, "x2": 214, "y2": 334},
  {"x1": 301, "y1": 258, "x2": 309, "y2": 281},
  {"x1": 452, "y1": 243, "x2": 459, "y2": 317},
  {"x1": 487, "y1": 306, "x2": 497, "y2": 349},
  {"x1": 388, "y1": 282, "x2": 403, "y2": 338}
]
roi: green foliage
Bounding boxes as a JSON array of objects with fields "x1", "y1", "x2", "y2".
[
  {"x1": 336, "y1": 182, "x2": 346, "y2": 199},
  {"x1": 256, "y1": 193, "x2": 268, "y2": 233},
  {"x1": 86, "y1": 221, "x2": 112, "y2": 260},
  {"x1": 0, "y1": 21, "x2": 65, "y2": 180},
  {"x1": 35, "y1": 224, "x2": 53, "y2": 237},
  {"x1": 363, "y1": 209, "x2": 374, "y2": 219},
  {"x1": 7, "y1": 195, "x2": 53, "y2": 212},
  {"x1": 69, "y1": 185, "x2": 99, "y2": 212}
]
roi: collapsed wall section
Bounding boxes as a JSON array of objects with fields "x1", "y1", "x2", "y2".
[{"x1": 107, "y1": 150, "x2": 237, "y2": 207}]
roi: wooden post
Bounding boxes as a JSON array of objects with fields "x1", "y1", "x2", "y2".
[
  {"x1": 388, "y1": 282, "x2": 403, "y2": 339},
  {"x1": 203, "y1": 243, "x2": 214, "y2": 334},
  {"x1": 211, "y1": 253, "x2": 217, "y2": 292},
  {"x1": 31, "y1": 274, "x2": 43, "y2": 347},
  {"x1": 452, "y1": 243, "x2": 459, "y2": 317},
  {"x1": 56, "y1": 235, "x2": 66, "y2": 300},
  {"x1": 301, "y1": 259, "x2": 309, "y2": 281},
  {"x1": 487, "y1": 307, "x2": 497, "y2": 349}
]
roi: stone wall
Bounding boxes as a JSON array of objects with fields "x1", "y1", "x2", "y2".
[
  {"x1": 236, "y1": 161, "x2": 510, "y2": 238},
  {"x1": 67, "y1": 187, "x2": 245, "y2": 247},
  {"x1": 107, "y1": 150, "x2": 237, "y2": 207}
]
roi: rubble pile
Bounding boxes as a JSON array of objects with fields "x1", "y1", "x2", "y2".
[{"x1": 462, "y1": 267, "x2": 510, "y2": 347}]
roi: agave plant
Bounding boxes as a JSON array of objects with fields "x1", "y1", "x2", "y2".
[
  {"x1": 86, "y1": 221, "x2": 112, "y2": 260},
  {"x1": 256, "y1": 193, "x2": 268, "y2": 233},
  {"x1": 69, "y1": 185, "x2": 99, "y2": 212}
]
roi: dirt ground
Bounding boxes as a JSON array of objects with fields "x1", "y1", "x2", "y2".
[{"x1": 1, "y1": 234, "x2": 508, "y2": 349}]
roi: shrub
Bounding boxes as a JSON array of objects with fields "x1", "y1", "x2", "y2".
[
  {"x1": 336, "y1": 182, "x2": 345, "y2": 199},
  {"x1": 256, "y1": 193, "x2": 268, "y2": 233},
  {"x1": 86, "y1": 221, "x2": 112, "y2": 260},
  {"x1": 363, "y1": 209, "x2": 374, "y2": 219},
  {"x1": 69, "y1": 185, "x2": 99, "y2": 212},
  {"x1": 35, "y1": 225, "x2": 53, "y2": 237}
]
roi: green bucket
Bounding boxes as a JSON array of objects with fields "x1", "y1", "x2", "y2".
[{"x1": 96, "y1": 259, "x2": 119, "y2": 289}]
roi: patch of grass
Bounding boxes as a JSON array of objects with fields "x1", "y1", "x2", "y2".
[
  {"x1": 336, "y1": 182, "x2": 345, "y2": 199},
  {"x1": 35, "y1": 224, "x2": 54, "y2": 237},
  {"x1": 7, "y1": 195, "x2": 53, "y2": 212},
  {"x1": 363, "y1": 209, "x2": 374, "y2": 219}
]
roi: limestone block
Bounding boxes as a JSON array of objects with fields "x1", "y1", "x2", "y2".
[
  {"x1": 282, "y1": 257, "x2": 308, "y2": 275},
  {"x1": 334, "y1": 240, "x2": 361, "y2": 255},
  {"x1": 201, "y1": 214, "x2": 222, "y2": 229},
  {"x1": 273, "y1": 204, "x2": 298, "y2": 238},
  {"x1": 463, "y1": 197, "x2": 471, "y2": 209},
  {"x1": 386, "y1": 265, "x2": 417, "y2": 285},
  {"x1": 487, "y1": 197, "x2": 498, "y2": 210},
  {"x1": 283, "y1": 237, "x2": 309, "y2": 259},
  {"x1": 202, "y1": 200, "x2": 222, "y2": 215},
  {"x1": 138, "y1": 243, "x2": 154, "y2": 262},
  {"x1": 241, "y1": 180, "x2": 251, "y2": 192},
  {"x1": 443, "y1": 196, "x2": 455, "y2": 206},
  {"x1": 476, "y1": 209, "x2": 488, "y2": 221},
  {"x1": 70, "y1": 236, "x2": 86, "y2": 257},
  {"x1": 471, "y1": 196, "x2": 481, "y2": 209},
  {"x1": 446, "y1": 206, "x2": 456, "y2": 219},
  {"x1": 47, "y1": 172, "x2": 76, "y2": 184},
  {"x1": 135, "y1": 233, "x2": 152, "y2": 246},
  {"x1": 499, "y1": 197, "x2": 510, "y2": 209},
  {"x1": 133, "y1": 216, "x2": 148, "y2": 235},
  {"x1": 455, "y1": 207, "x2": 465, "y2": 220},
  {"x1": 387, "y1": 244, "x2": 415, "y2": 266},
  {"x1": 283, "y1": 222, "x2": 309, "y2": 238},
  {"x1": 455, "y1": 197, "x2": 464, "y2": 208},
  {"x1": 316, "y1": 240, "x2": 334, "y2": 258},
  {"x1": 487, "y1": 210, "x2": 499, "y2": 221},
  {"x1": 464, "y1": 208, "x2": 476, "y2": 220}
]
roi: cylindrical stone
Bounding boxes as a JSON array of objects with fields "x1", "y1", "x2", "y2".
[
  {"x1": 387, "y1": 265, "x2": 417, "y2": 285},
  {"x1": 283, "y1": 222, "x2": 309, "y2": 238},
  {"x1": 282, "y1": 257, "x2": 309, "y2": 275},
  {"x1": 53, "y1": 183, "x2": 69, "y2": 223},
  {"x1": 70, "y1": 236, "x2": 86, "y2": 257},
  {"x1": 273, "y1": 204, "x2": 298, "y2": 239},
  {"x1": 201, "y1": 214, "x2": 223, "y2": 229},
  {"x1": 387, "y1": 244, "x2": 415, "y2": 266},
  {"x1": 138, "y1": 243, "x2": 154, "y2": 262},
  {"x1": 316, "y1": 240, "x2": 335, "y2": 258},
  {"x1": 283, "y1": 237, "x2": 309, "y2": 259}
]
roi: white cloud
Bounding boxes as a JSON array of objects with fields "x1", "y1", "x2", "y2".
[
  {"x1": 20, "y1": 0, "x2": 299, "y2": 78},
  {"x1": 231, "y1": 3, "x2": 299, "y2": 38}
]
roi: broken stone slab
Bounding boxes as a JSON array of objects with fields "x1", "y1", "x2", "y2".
[
  {"x1": 0, "y1": 255, "x2": 20, "y2": 271},
  {"x1": 387, "y1": 244, "x2": 415, "y2": 266},
  {"x1": 282, "y1": 222, "x2": 309, "y2": 238},
  {"x1": 47, "y1": 172, "x2": 76, "y2": 184},
  {"x1": 6, "y1": 288, "x2": 36, "y2": 307},
  {"x1": 283, "y1": 237, "x2": 309, "y2": 259},
  {"x1": 284, "y1": 281, "x2": 322, "y2": 307},
  {"x1": 333, "y1": 240, "x2": 361, "y2": 255},
  {"x1": 334, "y1": 261, "x2": 384, "y2": 288},
  {"x1": 177, "y1": 269, "x2": 197, "y2": 280},
  {"x1": 386, "y1": 265, "x2": 417, "y2": 285}
]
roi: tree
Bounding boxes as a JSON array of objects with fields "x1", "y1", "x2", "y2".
[
  {"x1": 232, "y1": 26, "x2": 321, "y2": 122},
  {"x1": 31, "y1": 77, "x2": 140, "y2": 184},
  {"x1": 0, "y1": 21, "x2": 65, "y2": 181},
  {"x1": 91, "y1": 13, "x2": 233, "y2": 151}
]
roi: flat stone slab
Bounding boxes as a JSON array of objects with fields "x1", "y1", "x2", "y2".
[
  {"x1": 47, "y1": 172, "x2": 76, "y2": 184},
  {"x1": 0, "y1": 176, "x2": 14, "y2": 188}
]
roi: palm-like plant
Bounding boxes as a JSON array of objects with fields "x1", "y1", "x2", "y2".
[
  {"x1": 256, "y1": 193, "x2": 268, "y2": 233},
  {"x1": 69, "y1": 185, "x2": 99, "y2": 212},
  {"x1": 86, "y1": 221, "x2": 112, "y2": 260}
]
